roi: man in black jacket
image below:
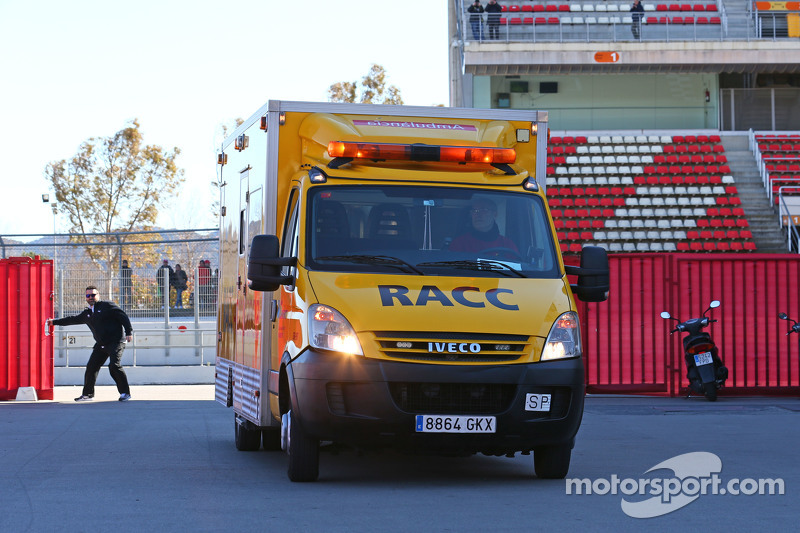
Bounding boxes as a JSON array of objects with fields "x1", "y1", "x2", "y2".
[
  {"x1": 48, "y1": 285, "x2": 133, "y2": 402},
  {"x1": 630, "y1": 0, "x2": 645, "y2": 39},
  {"x1": 485, "y1": 0, "x2": 502, "y2": 40}
]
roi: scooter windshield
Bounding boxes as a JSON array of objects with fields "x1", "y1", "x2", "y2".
[{"x1": 306, "y1": 185, "x2": 559, "y2": 278}]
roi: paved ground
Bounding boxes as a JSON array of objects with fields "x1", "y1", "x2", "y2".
[{"x1": 2, "y1": 387, "x2": 798, "y2": 532}]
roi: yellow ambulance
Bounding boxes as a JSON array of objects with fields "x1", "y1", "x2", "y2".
[{"x1": 215, "y1": 101, "x2": 609, "y2": 481}]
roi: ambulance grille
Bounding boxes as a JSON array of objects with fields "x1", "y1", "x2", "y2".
[
  {"x1": 389, "y1": 383, "x2": 516, "y2": 414},
  {"x1": 374, "y1": 331, "x2": 529, "y2": 362}
]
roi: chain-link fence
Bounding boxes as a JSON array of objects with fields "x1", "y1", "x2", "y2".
[{"x1": 1, "y1": 228, "x2": 219, "y2": 319}]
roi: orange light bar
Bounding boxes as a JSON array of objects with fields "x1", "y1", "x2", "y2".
[{"x1": 327, "y1": 141, "x2": 516, "y2": 165}]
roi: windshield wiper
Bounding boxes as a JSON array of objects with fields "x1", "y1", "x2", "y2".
[
  {"x1": 315, "y1": 255, "x2": 425, "y2": 275},
  {"x1": 415, "y1": 260, "x2": 526, "y2": 278}
]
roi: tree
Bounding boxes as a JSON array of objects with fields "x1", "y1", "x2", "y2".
[
  {"x1": 328, "y1": 64, "x2": 404, "y2": 105},
  {"x1": 45, "y1": 120, "x2": 185, "y2": 273}
]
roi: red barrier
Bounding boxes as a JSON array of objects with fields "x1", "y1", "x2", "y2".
[
  {"x1": 0, "y1": 256, "x2": 54, "y2": 400},
  {"x1": 581, "y1": 254, "x2": 800, "y2": 396}
]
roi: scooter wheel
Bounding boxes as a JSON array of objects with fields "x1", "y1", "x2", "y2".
[{"x1": 704, "y1": 386, "x2": 718, "y2": 402}]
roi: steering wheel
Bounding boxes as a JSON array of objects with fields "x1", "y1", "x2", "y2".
[{"x1": 477, "y1": 247, "x2": 524, "y2": 262}]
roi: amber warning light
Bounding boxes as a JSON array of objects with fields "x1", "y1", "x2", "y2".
[{"x1": 327, "y1": 141, "x2": 516, "y2": 164}]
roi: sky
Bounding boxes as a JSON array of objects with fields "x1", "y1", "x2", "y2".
[{"x1": 0, "y1": 0, "x2": 450, "y2": 240}]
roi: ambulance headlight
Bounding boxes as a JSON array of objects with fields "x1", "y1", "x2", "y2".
[
  {"x1": 309, "y1": 304, "x2": 363, "y2": 356},
  {"x1": 541, "y1": 311, "x2": 582, "y2": 361}
]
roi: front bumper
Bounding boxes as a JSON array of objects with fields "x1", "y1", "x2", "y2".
[{"x1": 287, "y1": 349, "x2": 585, "y2": 454}]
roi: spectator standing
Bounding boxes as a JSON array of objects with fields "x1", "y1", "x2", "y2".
[
  {"x1": 468, "y1": 0, "x2": 484, "y2": 41},
  {"x1": 47, "y1": 286, "x2": 133, "y2": 402},
  {"x1": 198, "y1": 259, "x2": 211, "y2": 310},
  {"x1": 173, "y1": 264, "x2": 188, "y2": 309},
  {"x1": 120, "y1": 259, "x2": 132, "y2": 310},
  {"x1": 485, "y1": 0, "x2": 502, "y2": 40},
  {"x1": 630, "y1": 0, "x2": 645, "y2": 40},
  {"x1": 156, "y1": 259, "x2": 174, "y2": 307}
]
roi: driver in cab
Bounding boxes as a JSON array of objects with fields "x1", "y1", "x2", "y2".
[{"x1": 449, "y1": 197, "x2": 518, "y2": 253}]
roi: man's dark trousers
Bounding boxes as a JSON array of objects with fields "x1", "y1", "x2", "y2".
[{"x1": 83, "y1": 342, "x2": 130, "y2": 397}]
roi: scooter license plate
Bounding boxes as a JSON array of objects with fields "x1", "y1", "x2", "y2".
[{"x1": 694, "y1": 352, "x2": 713, "y2": 366}]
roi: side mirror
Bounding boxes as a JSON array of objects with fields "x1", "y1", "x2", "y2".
[
  {"x1": 247, "y1": 235, "x2": 296, "y2": 292},
  {"x1": 565, "y1": 246, "x2": 610, "y2": 303},
  {"x1": 709, "y1": 300, "x2": 720, "y2": 309},
  {"x1": 778, "y1": 313, "x2": 789, "y2": 321},
  {"x1": 661, "y1": 311, "x2": 671, "y2": 319}
]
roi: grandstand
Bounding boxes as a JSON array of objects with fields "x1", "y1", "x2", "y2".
[{"x1": 448, "y1": 0, "x2": 800, "y2": 253}]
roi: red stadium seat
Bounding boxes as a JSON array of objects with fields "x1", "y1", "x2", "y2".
[
  {"x1": 717, "y1": 242, "x2": 730, "y2": 251},
  {"x1": 744, "y1": 242, "x2": 757, "y2": 251}
]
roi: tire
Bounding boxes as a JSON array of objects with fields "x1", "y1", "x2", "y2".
[
  {"x1": 262, "y1": 426, "x2": 281, "y2": 451},
  {"x1": 284, "y1": 410, "x2": 319, "y2": 482},
  {"x1": 234, "y1": 416, "x2": 262, "y2": 451},
  {"x1": 534, "y1": 445, "x2": 572, "y2": 479},
  {"x1": 704, "y1": 385, "x2": 718, "y2": 402}
]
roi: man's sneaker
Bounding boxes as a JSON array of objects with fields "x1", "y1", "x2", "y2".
[
  {"x1": 74, "y1": 395, "x2": 93, "y2": 402},
  {"x1": 119, "y1": 393, "x2": 132, "y2": 402}
]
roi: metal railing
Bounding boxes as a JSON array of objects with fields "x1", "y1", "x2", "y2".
[
  {"x1": 459, "y1": 4, "x2": 800, "y2": 43},
  {"x1": 53, "y1": 327, "x2": 217, "y2": 367},
  {"x1": 778, "y1": 189, "x2": 800, "y2": 252}
]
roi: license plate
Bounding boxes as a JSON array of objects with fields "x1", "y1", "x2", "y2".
[
  {"x1": 694, "y1": 352, "x2": 713, "y2": 366},
  {"x1": 525, "y1": 393, "x2": 552, "y2": 412},
  {"x1": 415, "y1": 415, "x2": 496, "y2": 433}
]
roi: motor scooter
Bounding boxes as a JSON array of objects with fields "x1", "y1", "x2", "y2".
[{"x1": 661, "y1": 300, "x2": 728, "y2": 401}]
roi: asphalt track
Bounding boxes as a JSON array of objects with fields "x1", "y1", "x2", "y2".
[{"x1": 1, "y1": 386, "x2": 798, "y2": 532}]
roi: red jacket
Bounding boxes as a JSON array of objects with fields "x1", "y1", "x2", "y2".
[{"x1": 449, "y1": 225, "x2": 518, "y2": 253}]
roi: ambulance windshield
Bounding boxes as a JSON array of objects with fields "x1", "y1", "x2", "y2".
[{"x1": 307, "y1": 186, "x2": 559, "y2": 278}]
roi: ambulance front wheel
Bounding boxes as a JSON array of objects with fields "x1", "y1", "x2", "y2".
[
  {"x1": 533, "y1": 444, "x2": 572, "y2": 479},
  {"x1": 283, "y1": 409, "x2": 320, "y2": 482}
]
